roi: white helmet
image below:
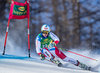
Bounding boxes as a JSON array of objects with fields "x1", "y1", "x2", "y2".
[{"x1": 41, "y1": 24, "x2": 50, "y2": 32}]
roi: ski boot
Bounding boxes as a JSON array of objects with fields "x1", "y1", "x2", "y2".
[
  {"x1": 57, "y1": 62, "x2": 62, "y2": 67},
  {"x1": 77, "y1": 60, "x2": 91, "y2": 70},
  {"x1": 50, "y1": 58, "x2": 62, "y2": 67}
]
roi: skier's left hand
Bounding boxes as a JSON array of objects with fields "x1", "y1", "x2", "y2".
[
  {"x1": 49, "y1": 42, "x2": 56, "y2": 48},
  {"x1": 40, "y1": 53, "x2": 45, "y2": 60}
]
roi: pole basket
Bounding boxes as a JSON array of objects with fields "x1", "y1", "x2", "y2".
[
  {"x1": 2, "y1": 47, "x2": 6, "y2": 55},
  {"x1": 28, "y1": 49, "x2": 30, "y2": 58}
]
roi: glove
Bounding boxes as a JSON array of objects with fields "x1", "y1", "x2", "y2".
[
  {"x1": 40, "y1": 54, "x2": 45, "y2": 60},
  {"x1": 49, "y1": 42, "x2": 56, "y2": 48}
]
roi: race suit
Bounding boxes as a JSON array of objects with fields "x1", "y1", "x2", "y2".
[{"x1": 35, "y1": 32, "x2": 78, "y2": 66}]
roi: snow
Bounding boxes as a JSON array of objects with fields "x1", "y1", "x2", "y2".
[
  {"x1": 0, "y1": 54, "x2": 99, "y2": 73},
  {"x1": 0, "y1": 36, "x2": 100, "y2": 73}
]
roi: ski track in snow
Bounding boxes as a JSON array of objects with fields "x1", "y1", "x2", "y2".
[{"x1": 0, "y1": 54, "x2": 98, "y2": 73}]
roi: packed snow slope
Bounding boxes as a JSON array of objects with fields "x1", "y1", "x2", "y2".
[
  {"x1": 0, "y1": 35, "x2": 100, "y2": 73},
  {"x1": 0, "y1": 54, "x2": 99, "y2": 73}
]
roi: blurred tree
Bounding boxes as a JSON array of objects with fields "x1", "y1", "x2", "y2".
[
  {"x1": 0, "y1": 0, "x2": 100, "y2": 52},
  {"x1": 0, "y1": 0, "x2": 7, "y2": 20},
  {"x1": 61, "y1": 0, "x2": 71, "y2": 48},
  {"x1": 72, "y1": 0, "x2": 80, "y2": 48},
  {"x1": 79, "y1": 0, "x2": 100, "y2": 49}
]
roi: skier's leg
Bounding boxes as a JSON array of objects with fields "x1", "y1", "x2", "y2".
[
  {"x1": 63, "y1": 57, "x2": 91, "y2": 70},
  {"x1": 42, "y1": 48, "x2": 60, "y2": 64},
  {"x1": 54, "y1": 46, "x2": 91, "y2": 70},
  {"x1": 77, "y1": 60, "x2": 91, "y2": 70},
  {"x1": 48, "y1": 47, "x2": 62, "y2": 66},
  {"x1": 54, "y1": 46, "x2": 78, "y2": 65},
  {"x1": 41, "y1": 48, "x2": 54, "y2": 60}
]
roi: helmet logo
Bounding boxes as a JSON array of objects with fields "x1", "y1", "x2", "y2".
[
  {"x1": 44, "y1": 27, "x2": 48, "y2": 30},
  {"x1": 41, "y1": 24, "x2": 50, "y2": 32}
]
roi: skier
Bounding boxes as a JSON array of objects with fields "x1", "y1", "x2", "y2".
[{"x1": 35, "y1": 24, "x2": 91, "y2": 70}]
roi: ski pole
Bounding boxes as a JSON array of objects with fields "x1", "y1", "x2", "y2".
[{"x1": 59, "y1": 48, "x2": 98, "y2": 61}]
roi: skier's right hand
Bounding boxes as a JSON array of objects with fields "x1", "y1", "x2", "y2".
[
  {"x1": 49, "y1": 42, "x2": 56, "y2": 48},
  {"x1": 40, "y1": 54, "x2": 45, "y2": 60}
]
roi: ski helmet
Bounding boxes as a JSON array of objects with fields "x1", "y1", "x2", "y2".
[{"x1": 41, "y1": 24, "x2": 50, "y2": 32}]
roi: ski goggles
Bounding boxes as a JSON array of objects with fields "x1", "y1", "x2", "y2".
[{"x1": 42, "y1": 31, "x2": 49, "y2": 34}]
